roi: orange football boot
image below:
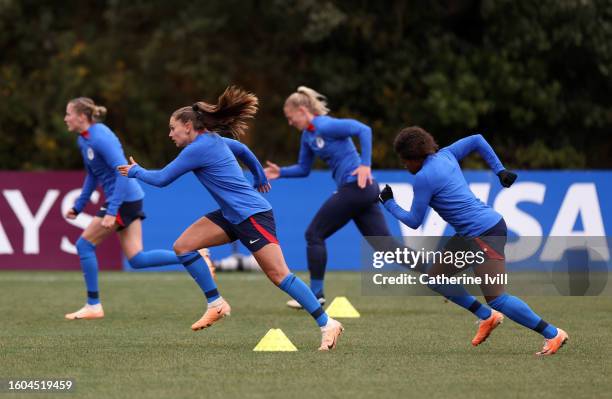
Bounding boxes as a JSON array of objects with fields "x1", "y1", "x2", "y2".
[
  {"x1": 191, "y1": 299, "x2": 231, "y2": 331},
  {"x1": 318, "y1": 318, "x2": 344, "y2": 351},
  {"x1": 536, "y1": 328, "x2": 569, "y2": 356},
  {"x1": 472, "y1": 310, "x2": 504, "y2": 346}
]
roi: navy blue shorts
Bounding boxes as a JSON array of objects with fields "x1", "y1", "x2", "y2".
[
  {"x1": 206, "y1": 209, "x2": 279, "y2": 252},
  {"x1": 443, "y1": 218, "x2": 507, "y2": 261},
  {"x1": 96, "y1": 200, "x2": 146, "y2": 231}
]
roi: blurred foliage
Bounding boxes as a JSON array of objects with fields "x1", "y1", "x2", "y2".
[{"x1": 1, "y1": 0, "x2": 611, "y2": 170}]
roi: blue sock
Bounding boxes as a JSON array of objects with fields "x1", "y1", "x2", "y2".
[
  {"x1": 76, "y1": 237, "x2": 100, "y2": 305},
  {"x1": 310, "y1": 278, "x2": 324, "y2": 298},
  {"x1": 429, "y1": 283, "x2": 492, "y2": 320},
  {"x1": 128, "y1": 250, "x2": 181, "y2": 269},
  {"x1": 177, "y1": 251, "x2": 219, "y2": 303},
  {"x1": 488, "y1": 294, "x2": 558, "y2": 339},
  {"x1": 280, "y1": 273, "x2": 328, "y2": 327}
]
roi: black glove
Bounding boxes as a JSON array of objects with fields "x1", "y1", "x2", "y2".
[
  {"x1": 498, "y1": 170, "x2": 517, "y2": 188},
  {"x1": 379, "y1": 184, "x2": 394, "y2": 204}
]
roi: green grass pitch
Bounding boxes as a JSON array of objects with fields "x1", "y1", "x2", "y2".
[{"x1": 1, "y1": 271, "x2": 610, "y2": 399}]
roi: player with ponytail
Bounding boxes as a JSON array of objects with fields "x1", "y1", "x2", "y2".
[
  {"x1": 63, "y1": 97, "x2": 215, "y2": 320},
  {"x1": 119, "y1": 86, "x2": 344, "y2": 351},
  {"x1": 265, "y1": 86, "x2": 391, "y2": 308}
]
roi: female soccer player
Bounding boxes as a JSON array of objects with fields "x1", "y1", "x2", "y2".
[
  {"x1": 63, "y1": 97, "x2": 215, "y2": 320},
  {"x1": 118, "y1": 86, "x2": 344, "y2": 351},
  {"x1": 379, "y1": 126, "x2": 568, "y2": 356},
  {"x1": 265, "y1": 86, "x2": 390, "y2": 308}
]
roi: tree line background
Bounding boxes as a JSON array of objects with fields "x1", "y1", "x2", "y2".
[{"x1": 1, "y1": 0, "x2": 611, "y2": 171}]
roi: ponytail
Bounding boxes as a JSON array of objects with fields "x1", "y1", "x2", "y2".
[
  {"x1": 68, "y1": 97, "x2": 107, "y2": 122},
  {"x1": 172, "y1": 86, "x2": 258, "y2": 139},
  {"x1": 284, "y1": 86, "x2": 330, "y2": 115}
]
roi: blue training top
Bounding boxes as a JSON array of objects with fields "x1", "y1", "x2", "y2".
[
  {"x1": 384, "y1": 134, "x2": 505, "y2": 237},
  {"x1": 73, "y1": 123, "x2": 144, "y2": 216},
  {"x1": 128, "y1": 133, "x2": 271, "y2": 224},
  {"x1": 279, "y1": 115, "x2": 372, "y2": 187}
]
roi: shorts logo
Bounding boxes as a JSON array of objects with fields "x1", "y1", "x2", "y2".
[
  {"x1": 315, "y1": 136, "x2": 325, "y2": 149},
  {"x1": 87, "y1": 147, "x2": 95, "y2": 160},
  {"x1": 249, "y1": 238, "x2": 260, "y2": 245}
]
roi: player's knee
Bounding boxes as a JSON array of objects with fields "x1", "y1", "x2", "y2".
[
  {"x1": 76, "y1": 237, "x2": 95, "y2": 254},
  {"x1": 172, "y1": 240, "x2": 189, "y2": 255},
  {"x1": 305, "y1": 227, "x2": 323, "y2": 245},
  {"x1": 268, "y1": 270, "x2": 286, "y2": 285},
  {"x1": 261, "y1": 262, "x2": 288, "y2": 285}
]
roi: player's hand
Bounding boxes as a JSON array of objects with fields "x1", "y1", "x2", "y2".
[
  {"x1": 101, "y1": 214, "x2": 116, "y2": 229},
  {"x1": 118, "y1": 156, "x2": 139, "y2": 177},
  {"x1": 256, "y1": 182, "x2": 271, "y2": 193},
  {"x1": 379, "y1": 184, "x2": 394, "y2": 204},
  {"x1": 65, "y1": 208, "x2": 78, "y2": 220},
  {"x1": 264, "y1": 161, "x2": 281, "y2": 180},
  {"x1": 351, "y1": 165, "x2": 373, "y2": 189},
  {"x1": 498, "y1": 170, "x2": 517, "y2": 188}
]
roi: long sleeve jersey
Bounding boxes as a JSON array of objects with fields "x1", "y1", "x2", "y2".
[
  {"x1": 384, "y1": 134, "x2": 505, "y2": 237},
  {"x1": 128, "y1": 133, "x2": 271, "y2": 224},
  {"x1": 73, "y1": 123, "x2": 144, "y2": 216},
  {"x1": 280, "y1": 115, "x2": 372, "y2": 187}
]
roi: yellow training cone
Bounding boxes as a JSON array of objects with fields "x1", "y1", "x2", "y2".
[
  {"x1": 253, "y1": 329, "x2": 298, "y2": 351},
  {"x1": 325, "y1": 296, "x2": 360, "y2": 318}
]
